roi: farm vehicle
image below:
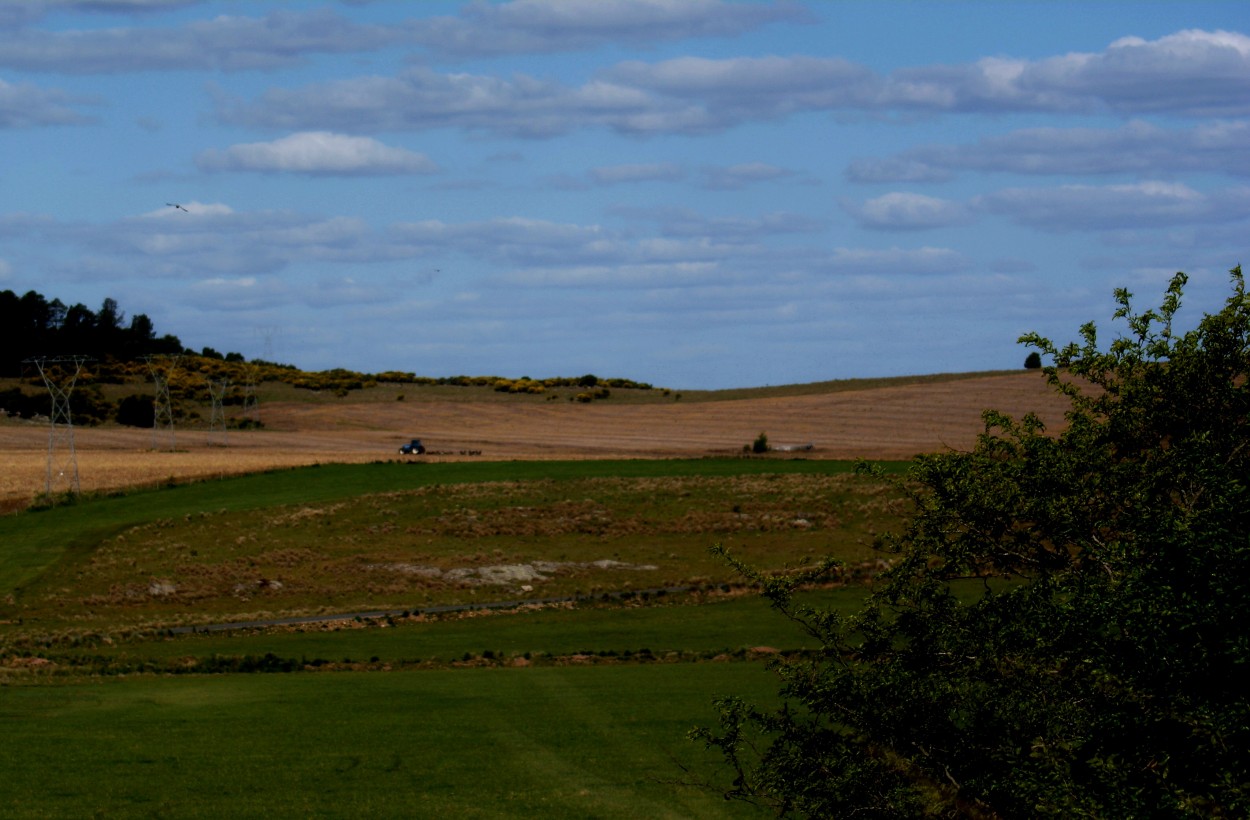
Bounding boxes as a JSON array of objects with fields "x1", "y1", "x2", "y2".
[{"x1": 399, "y1": 438, "x2": 426, "y2": 455}]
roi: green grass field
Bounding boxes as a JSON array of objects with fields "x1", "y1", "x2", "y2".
[
  {"x1": 0, "y1": 663, "x2": 777, "y2": 818},
  {"x1": 33, "y1": 587, "x2": 866, "y2": 671},
  {"x1": 0, "y1": 459, "x2": 907, "y2": 637},
  {"x1": 0, "y1": 459, "x2": 906, "y2": 817}
]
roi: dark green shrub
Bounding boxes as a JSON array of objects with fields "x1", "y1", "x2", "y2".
[
  {"x1": 698, "y1": 267, "x2": 1250, "y2": 817},
  {"x1": 115, "y1": 393, "x2": 154, "y2": 427}
]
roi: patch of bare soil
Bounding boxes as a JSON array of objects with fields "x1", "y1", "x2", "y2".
[{"x1": 0, "y1": 371, "x2": 1068, "y2": 506}]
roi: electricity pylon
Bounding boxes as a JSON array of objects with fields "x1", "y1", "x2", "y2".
[
  {"x1": 25, "y1": 356, "x2": 91, "y2": 496},
  {"x1": 240, "y1": 361, "x2": 260, "y2": 425},
  {"x1": 206, "y1": 376, "x2": 229, "y2": 446},
  {"x1": 144, "y1": 354, "x2": 180, "y2": 451}
]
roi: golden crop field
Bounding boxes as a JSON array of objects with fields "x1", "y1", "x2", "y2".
[{"x1": 0, "y1": 371, "x2": 1070, "y2": 509}]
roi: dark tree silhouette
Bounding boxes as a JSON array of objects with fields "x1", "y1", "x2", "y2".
[
  {"x1": 0, "y1": 289, "x2": 183, "y2": 375},
  {"x1": 697, "y1": 267, "x2": 1250, "y2": 818}
]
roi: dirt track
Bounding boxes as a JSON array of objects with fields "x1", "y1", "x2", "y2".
[{"x1": 0, "y1": 372, "x2": 1070, "y2": 506}]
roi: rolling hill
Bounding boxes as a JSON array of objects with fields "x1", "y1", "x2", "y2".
[{"x1": 0, "y1": 369, "x2": 1069, "y2": 509}]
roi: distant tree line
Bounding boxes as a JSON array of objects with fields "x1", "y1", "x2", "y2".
[
  {"x1": 0, "y1": 290, "x2": 183, "y2": 376},
  {"x1": 1, "y1": 289, "x2": 658, "y2": 424},
  {"x1": 440, "y1": 373, "x2": 652, "y2": 391}
]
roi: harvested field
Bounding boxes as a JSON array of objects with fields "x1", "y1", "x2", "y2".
[{"x1": 0, "y1": 371, "x2": 1069, "y2": 508}]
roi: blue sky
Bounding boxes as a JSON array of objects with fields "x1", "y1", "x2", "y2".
[{"x1": 1, "y1": 0, "x2": 1247, "y2": 389}]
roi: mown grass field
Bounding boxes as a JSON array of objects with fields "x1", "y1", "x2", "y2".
[
  {"x1": 0, "y1": 458, "x2": 908, "y2": 817},
  {"x1": 0, "y1": 664, "x2": 777, "y2": 818}
]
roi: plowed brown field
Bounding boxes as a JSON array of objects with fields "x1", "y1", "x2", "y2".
[{"x1": 0, "y1": 372, "x2": 1070, "y2": 508}]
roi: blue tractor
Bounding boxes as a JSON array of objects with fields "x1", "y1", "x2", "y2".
[{"x1": 399, "y1": 438, "x2": 426, "y2": 455}]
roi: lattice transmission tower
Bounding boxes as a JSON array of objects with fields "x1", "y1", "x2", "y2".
[
  {"x1": 240, "y1": 362, "x2": 261, "y2": 425},
  {"x1": 206, "y1": 376, "x2": 229, "y2": 446},
  {"x1": 144, "y1": 354, "x2": 180, "y2": 451},
  {"x1": 25, "y1": 355, "x2": 92, "y2": 497},
  {"x1": 241, "y1": 326, "x2": 277, "y2": 427}
]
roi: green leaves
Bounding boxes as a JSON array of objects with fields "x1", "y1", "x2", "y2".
[{"x1": 699, "y1": 266, "x2": 1250, "y2": 817}]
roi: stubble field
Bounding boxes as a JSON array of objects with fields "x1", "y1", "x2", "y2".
[{"x1": 0, "y1": 371, "x2": 1067, "y2": 509}]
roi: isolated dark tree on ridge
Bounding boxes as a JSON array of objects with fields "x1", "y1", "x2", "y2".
[{"x1": 695, "y1": 266, "x2": 1250, "y2": 817}]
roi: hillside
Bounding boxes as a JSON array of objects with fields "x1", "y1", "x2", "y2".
[{"x1": 0, "y1": 370, "x2": 1069, "y2": 510}]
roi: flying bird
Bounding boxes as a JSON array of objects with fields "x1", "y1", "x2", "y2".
[{"x1": 167, "y1": 202, "x2": 189, "y2": 213}]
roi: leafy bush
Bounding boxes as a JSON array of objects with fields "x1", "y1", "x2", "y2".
[
  {"x1": 0, "y1": 386, "x2": 39, "y2": 418},
  {"x1": 697, "y1": 267, "x2": 1250, "y2": 817},
  {"x1": 115, "y1": 394, "x2": 154, "y2": 428}
]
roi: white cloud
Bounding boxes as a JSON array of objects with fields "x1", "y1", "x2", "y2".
[
  {"x1": 699, "y1": 162, "x2": 795, "y2": 190},
  {"x1": 612, "y1": 28, "x2": 1250, "y2": 120},
  {"x1": 847, "y1": 121, "x2": 1250, "y2": 182},
  {"x1": 844, "y1": 193, "x2": 969, "y2": 231},
  {"x1": 975, "y1": 181, "x2": 1250, "y2": 231},
  {"x1": 217, "y1": 29, "x2": 1250, "y2": 138},
  {"x1": 197, "y1": 132, "x2": 438, "y2": 176},
  {"x1": 303, "y1": 275, "x2": 404, "y2": 308},
  {"x1": 408, "y1": 0, "x2": 814, "y2": 58},
  {"x1": 70, "y1": 207, "x2": 403, "y2": 278},
  {"x1": 217, "y1": 67, "x2": 634, "y2": 138},
  {"x1": 391, "y1": 217, "x2": 614, "y2": 266},
  {"x1": 0, "y1": 5, "x2": 43, "y2": 27},
  {"x1": 823, "y1": 246, "x2": 969, "y2": 276},
  {"x1": 217, "y1": 57, "x2": 875, "y2": 137},
  {"x1": 6, "y1": 13, "x2": 1247, "y2": 137},
  {"x1": 844, "y1": 157, "x2": 953, "y2": 184},
  {"x1": 0, "y1": 77, "x2": 92, "y2": 127},
  {"x1": 878, "y1": 29, "x2": 1250, "y2": 117},
  {"x1": 1059, "y1": 29, "x2": 1250, "y2": 117},
  {"x1": 143, "y1": 201, "x2": 235, "y2": 219},
  {"x1": 614, "y1": 206, "x2": 823, "y2": 239},
  {"x1": 500, "y1": 261, "x2": 725, "y2": 289},
  {"x1": 588, "y1": 162, "x2": 684, "y2": 185},
  {"x1": 20, "y1": 206, "x2": 826, "y2": 291},
  {"x1": 604, "y1": 54, "x2": 874, "y2": 130},
  {"x1": 40, "y1": 1, "x2": 198, "y2": 15},
  {"x1": 187, "y1": 275, "x2": 288, "y2": 311},
  {"x1": 0, "y1": 8, "x2": 400, "y2": 73},
  {"x1": 393, "y1": 215, "x2": 770, "y2": 269}
]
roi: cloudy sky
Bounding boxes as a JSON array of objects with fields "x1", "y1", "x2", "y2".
[{"x1": 1, "y1": 1, "x2": 1247, "y2": 389}]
